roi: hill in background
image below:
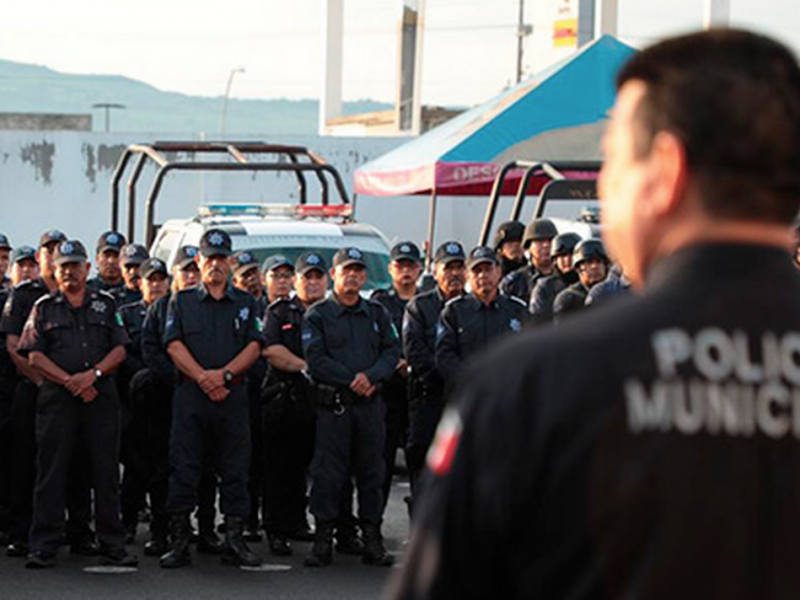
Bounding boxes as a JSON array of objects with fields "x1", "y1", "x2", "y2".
[{"x1": 0, "y1": 58, "x2": 390, "y2": 134}]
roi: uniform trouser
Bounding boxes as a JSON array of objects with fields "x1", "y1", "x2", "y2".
[
  {"x1": 166, "y1": 381, "x2": 251, "y2": 518},
  {"x1": 247, "y1": 380, "x2": 265, "y2": 527},
  {"x1": 8, "y1": 380, "x2": 93, "y2": 545},
  {"x1": 263, "y1": 404, "x2": 315, "y2": 535},
  {"x1": 123, "y1": 376, "x2": 174, "y2": 537},
  {"x1": 381, "y1": 377, "x2": 409, "y2": 513},
  {"x1": 29, "y1": 381, "x2": 126, "y2": 555},
  {"x1": 309, "y1": 398, "x2": 386, "y2": 523},
  {"x1": 406, "y1": 391, "x2": 445, "y2": 498},
  {"x1": 0, "y1": 379, "x2": 15, "y2": 533},
  {"x1": 120, "y1": 394, "x2": 148, "y2": 529}
]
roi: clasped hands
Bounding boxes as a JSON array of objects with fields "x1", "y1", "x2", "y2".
[{"x1": 197, "y1": 369, "x2": 230, "y2": 402}]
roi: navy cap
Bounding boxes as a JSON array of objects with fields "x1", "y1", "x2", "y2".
[
  {"x1": 433, "y1": 241, "x2": 466, "y2": 265},
  {"x1": 0, "y1": 234, "x2": 11, "y2": 251},
  {"x1": 54, "y1": 240, "x2": 88, "y2": 266},
  {"x1": 296, "y1": 251, "x2": 327, "y2": 275},
  {"x1": 199, "y1": 229, "x2": 232, "y2": 258},
  {"x1": 39, "y1": 229, "x2": 67, "y2": 249},
  {"x1": 141, "y1": 257, "x2": 168, "y2": 279},
  {"x1": 174, "y1": 245, "x2": 199, "y2": 269},
  {"x1": 262, "y1": 254, "x2": 294, "y2": 274},
  {"x1": 232, "y1": 250, "x2": 259, "y2": 276},
  {"x1": 96, "y1": 231, "x2": 127, "y2": 255},
  {"x1": 390, "y1": 241, "x2": 421, "y2": 264},
  {"x1": 467, "y1": 245, "x2": 499, "y2": 270},
  {"x1": 333, "y1": 247, "x2": 367, "y2": 269},
  {"x1": 13, "y1": 245, "x2": 36, "y2": 264},
  {"x1": 120, "y1": 243, "x2": 149, "y2": 266}
]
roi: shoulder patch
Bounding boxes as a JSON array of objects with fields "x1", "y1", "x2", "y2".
[{"x1": 426, "y1": 407, "x2": 463, "y2": 477}]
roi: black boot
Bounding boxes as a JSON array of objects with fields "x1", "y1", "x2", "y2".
[
  {"x1": 304, "y1": 519, "x2": 334, "y2": 567},
  {"x1": 159, "y1": 513, "x2": 191, "y2": 569},
  {"x1": 144, "y1": 514, "x2": 170, "y2": 557},
  {"x1": 196, "y1": 516, "x2": 223, "y2": 555},
  {"x1": 267, "y1": 532, "x2": 292, "y2": 557},
  {"x1": 361, "y1": 522, "x2": 394, "y2": 567},
  {"x1": 221, "y1": 517, "x2": 262, "y2": 567},
  {"x1": 335, "y1": 520, "x2": 364, "y2": 556}
]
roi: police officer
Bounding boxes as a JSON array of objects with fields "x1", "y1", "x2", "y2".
[
  {"x1": 261, "y1": 251, "x2": 327, "y2": 556},
  {"x1": 552, "y1": 239, "x2": 609, "y2": 322},
  {"x1": 231, "y1": 250, "x2": 267, "y2": 542},
  {"x1": 160, "y1": 228, "x2": 264, "y2": 569},
  {"x1": 170, "y1": 245, "x2": 200, "y2": 294},
  {"x1": 304, "y1": 247, "x2": 400, "y2": 568},
  {"x1": 493, "y1": 221, "x2": 526, "y2": 277},
  {"x1": 17, "y1": 240, "x2": 135, "y2": 568},
  {"x1": 435, "y1": 246, "x2": 529, "y2": 394},
  {"x1": 0, "y1": 233, "x2": 12, "y2": 291},
  {"x1": 141, "y1": 251, "x2": 214, "y2": 558},
  {"x1": 1, "y1": 230, "x2": 95, "y2": 558},
  {"x1": 371, "y1": 241, "x2": 421, "y2": 516},
  {"x1": 118, "y1": 257, "x2": 170, "y2": 543},
  {"x1": 262, "y1": 254, "x2": 295, "y2": 304},
  {"x1": 585, "y1": 263, "x2": 632, "y2": 307},
  {"x1": 499, "y1": 218, "x2": 558, "y2": 303},
  {"x1": 0, "y1": 234, "x2": 15, "y2": 544},
  {"x1": 390, "y1": 29, "x2": 800, "y2": 599},
  {"x1": 529, "y1": 232, "x2": 581, "y2": 325},
  {"x1": 403, "y1": 240, "x2": 466, "y2": 504},
  {"x1": 86, "y1": 231, "x2": 127, "y2": 305},
  {"x1": 10, "y1": 246, "x2": 39, "y2": 287},
  {"x1": 119, "y1": 243, "x2": 149, "y2": 305}
]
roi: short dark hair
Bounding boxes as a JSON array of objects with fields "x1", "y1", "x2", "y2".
[{"x1": 618, "y1": 29, "x2": 800, "y2": 224}]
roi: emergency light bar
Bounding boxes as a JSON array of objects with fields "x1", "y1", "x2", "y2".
[{"x1": 198, "y1": 203, "x2": 352, "y2": 219}]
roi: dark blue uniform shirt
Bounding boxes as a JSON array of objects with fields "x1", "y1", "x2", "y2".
[
  {"x1": 304, "y1": 295, "x2": 400, "y2": 388},
  {"x1": 403, "y1": 287, "x2": 448, "y2": 378},
  {"x1": 164, "y1": 284, "x2": 264, "y2": 369}
]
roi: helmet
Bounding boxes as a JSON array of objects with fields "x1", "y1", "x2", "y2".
[
  {"x1": 493, "y1": 221, "x2": 525, "y2": 250},
  {"x1": 572, "y1": 239, "x2": 608, "y2": 268},
  {"x1": 522, "y1": 218, "x2": 557, "y2": 248},
  {"x1": 552, "y1": 232, "x2": 582, "y2": 257}
]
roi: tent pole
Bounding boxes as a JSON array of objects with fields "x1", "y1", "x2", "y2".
[{"x1": 425, "y1": 190, "x2": 438, "y2": 272}]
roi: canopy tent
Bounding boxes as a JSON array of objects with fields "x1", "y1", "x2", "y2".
[{"x1": 354, "y1": 35, "x2": 636, "y2": 199}]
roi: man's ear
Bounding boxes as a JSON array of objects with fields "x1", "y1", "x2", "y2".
[{"x1": 644, "y1": 130, "x2": 689, "y2": 220}]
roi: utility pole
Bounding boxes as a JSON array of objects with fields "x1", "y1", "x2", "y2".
[
  {"x1": 220, "y1": 67, "x2": 246, "y2": 138},
  {"x1": 91, "y1": 103, "x2": 126, "y2": 133},
  {"x1": 516, "y1": 0, "x2": 532, "y2": 83}
]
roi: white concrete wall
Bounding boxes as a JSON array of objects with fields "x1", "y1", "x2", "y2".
[{"x1": 0, "y1": 132, "x2": 508, "y2": 254}]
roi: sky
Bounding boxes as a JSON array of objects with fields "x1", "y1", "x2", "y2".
[{"x1": 0, "y1": 0, "x2": 799, "y2": 108}]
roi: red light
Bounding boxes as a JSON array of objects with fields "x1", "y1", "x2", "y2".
[{"x1": 295, "y1": 204, "x2": 352, "y2": 218}]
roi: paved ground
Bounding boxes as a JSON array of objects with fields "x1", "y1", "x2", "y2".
[{"x1": 0, "y1": 479, "x2": 411, "y2": 600}]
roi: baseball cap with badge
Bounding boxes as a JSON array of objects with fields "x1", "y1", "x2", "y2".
[
  {"x1": 96, "y1": 231, "x2": 127, "y2": 255},
  {"x1": 199, "y1": 229, "x2": 232, "y2": 258},
  {"x1": 232, "y1": 251, "x2": 259, "y2": 276},
  {"x1": 433, "y1": 241, "x2": 466, "y2": 265},
  {"x1": 120, "y1": 243, "x2": 149, "y2": 266},
  {"x1": 141, "y1": 257, "x2": 169, "y2": 279},
  {"x1": 13, "y1": 246, "x2": 36, "y2": 264},
  {"x1": 39, "y1": 229, "x2": 67, "y2": 249},
  {"x1": 390, "y1": 241, "x2": 421, "y2": 264},
  {"x1": 333, "y1": 247, "x2": 367, "y2": 269},
  {"x1": 54, "y1": 240, "x2": 88, "y2": 266},
  {"x1": 0, "y1": 234, "x2": 11, "y2": 251},
  {"x1": 174, "y1": 245, "x2": 199, "y2": 269},
  {"x1": 467, "y1": 245, "x2": 499, "y2": 270},
  {"x1": 262, "y1": 254, "x2": 294, "y2": 274},
  {"x1": 296, "y1": 251, "x2": 327, "y2": 275}
]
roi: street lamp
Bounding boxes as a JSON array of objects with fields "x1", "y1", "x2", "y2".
[
  {"x1": 220, "y1": 67, "x2": 246, "y2": 137},
  {"x1": 91, "y1": 103, "x2": 126, "y2": 132}
]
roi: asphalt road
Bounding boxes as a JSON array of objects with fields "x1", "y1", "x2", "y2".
[{"x1": 0, "y1": 479, "x2": 411, "y2": 600}]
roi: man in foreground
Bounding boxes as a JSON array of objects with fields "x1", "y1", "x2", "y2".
[{"x1": 390, "y1": 29, "x2": 800, "y2": 599}]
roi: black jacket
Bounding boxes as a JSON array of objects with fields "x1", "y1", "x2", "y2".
[{"x1": 391, "y1": 244, "x2": 800, "y2": 600}]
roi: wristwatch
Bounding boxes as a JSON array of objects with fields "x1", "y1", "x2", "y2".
[
  {"x1": 223, "y1": 370, "x2": 235, "y2": 385},
  {"x1": 94, "y1": 367, "x2": 103, "y2": 379}
]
